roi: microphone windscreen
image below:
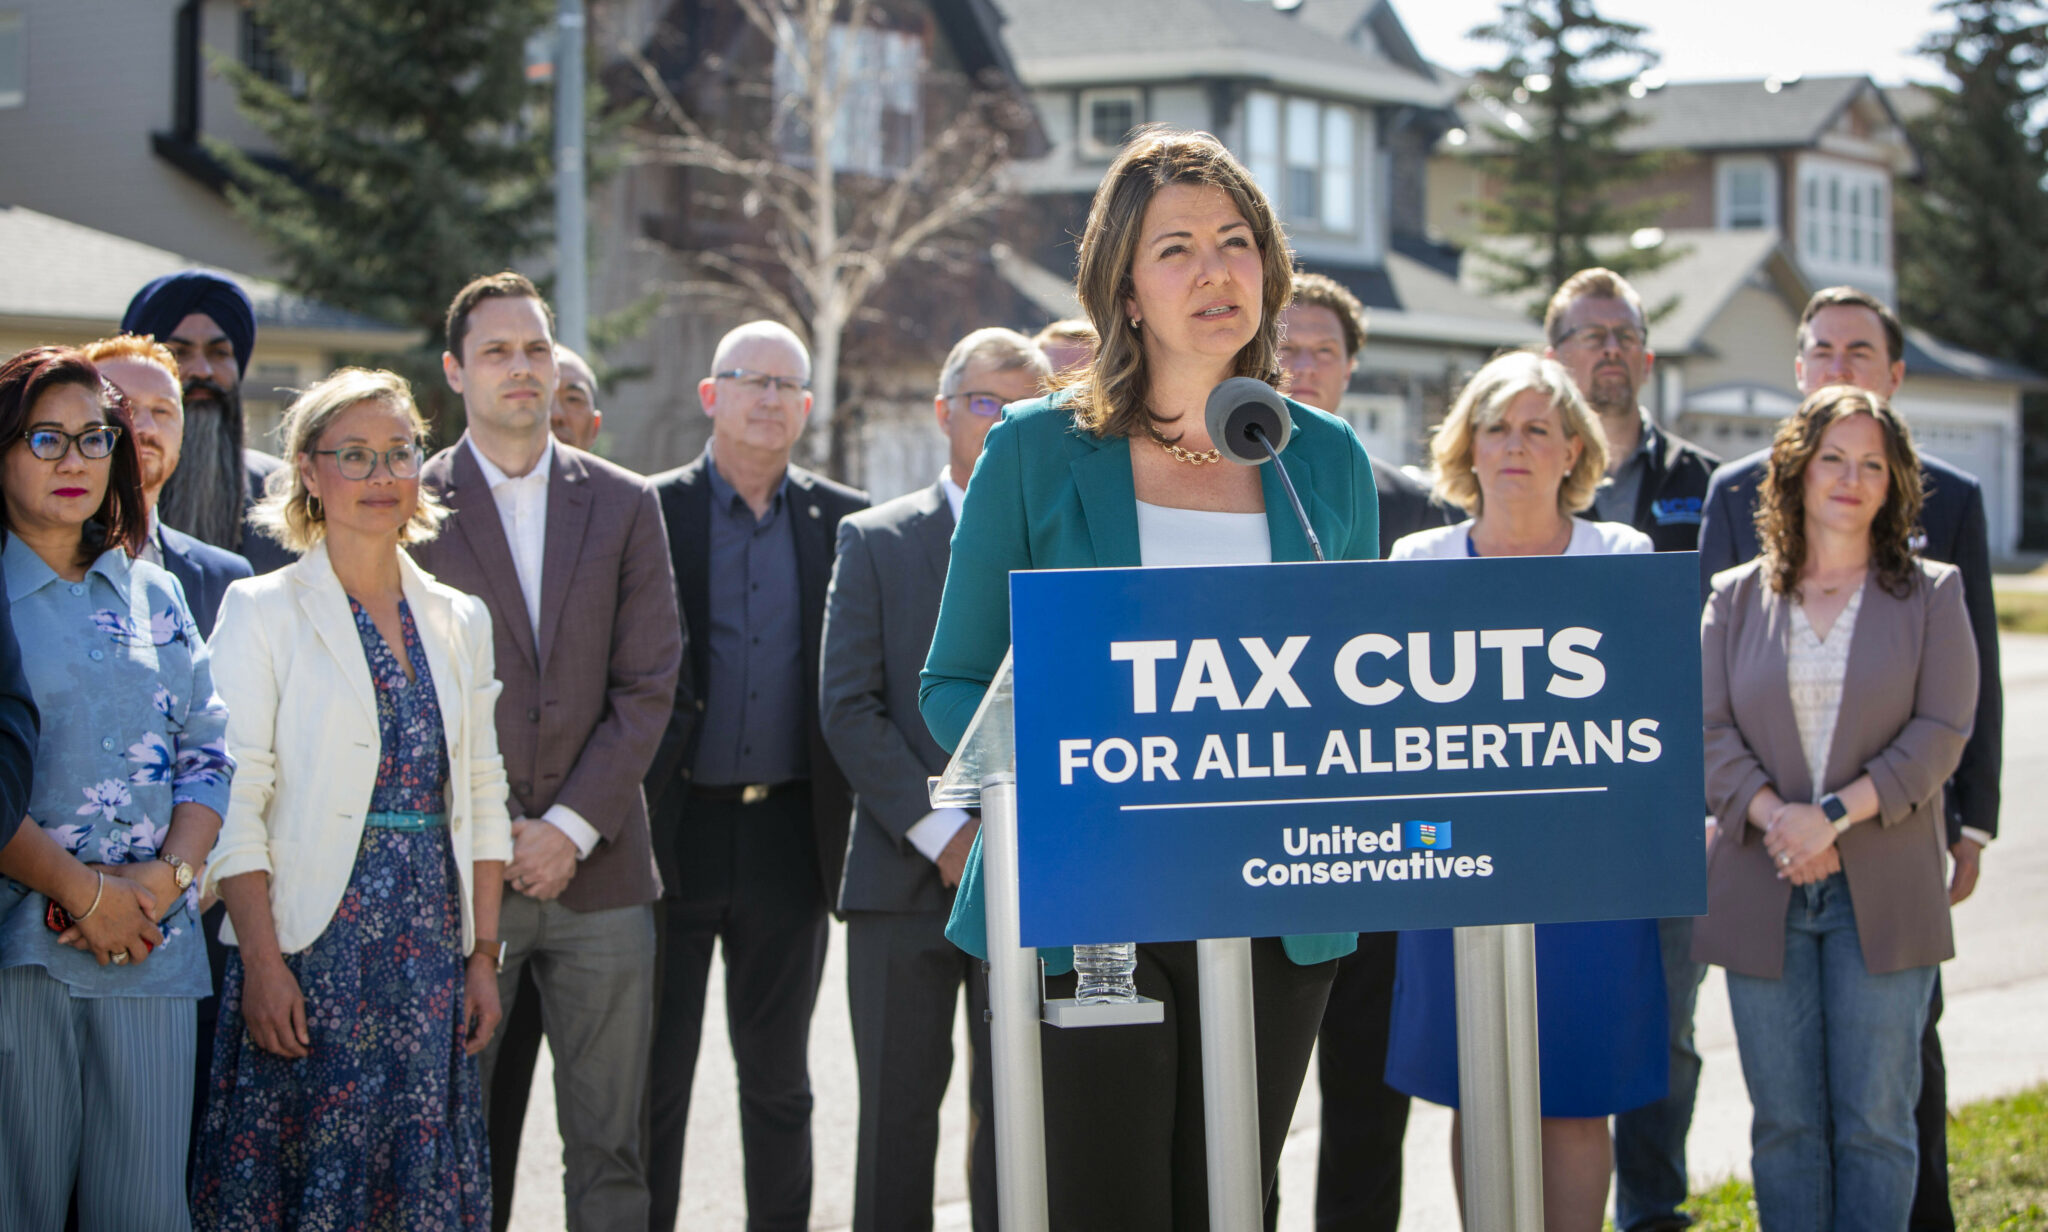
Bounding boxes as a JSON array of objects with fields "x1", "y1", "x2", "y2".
[{"x1": 1203, "y1": 377, "x2": 1293, "y2": 466}]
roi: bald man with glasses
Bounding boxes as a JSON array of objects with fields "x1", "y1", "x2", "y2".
[{"x1": 643, "y1": 321, "x2": 868, "y2": 1232}]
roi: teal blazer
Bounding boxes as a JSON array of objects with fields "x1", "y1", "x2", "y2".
[{"x1": 919, "y1": 392, "x2": 1380, "y2": 974}]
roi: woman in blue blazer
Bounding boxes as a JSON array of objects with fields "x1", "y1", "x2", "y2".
[{"x1": 919, "y1": 126, "x2": 1378, "y2": 1228}]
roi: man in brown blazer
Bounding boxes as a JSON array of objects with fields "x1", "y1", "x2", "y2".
[{"x1": 412, "y1": 272, "x2": 683, "y2": 1230}]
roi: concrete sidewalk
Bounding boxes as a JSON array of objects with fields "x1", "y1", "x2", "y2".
[{"x1": 509, "y1": 632, "x2": 2048, "y2": 1231}]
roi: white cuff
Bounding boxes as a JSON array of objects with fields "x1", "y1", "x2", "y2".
[
  {"x1": 1959, "y1": 826, "x2": 1992, "y2": 849},
  {"x1": 906, "y1": 808, "x2": 972, "y2": 864},
  {"x1": 542, "y1": 804, "x2": 601, "y2": 860}
]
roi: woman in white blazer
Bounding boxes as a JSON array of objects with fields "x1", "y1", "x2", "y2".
[
  {"x1": 1381, "y1": 352, "x2": 1660, "y2": 1232},
  {"x1": 190, "y1": 368, "x2": 512, "y2": 1230}
]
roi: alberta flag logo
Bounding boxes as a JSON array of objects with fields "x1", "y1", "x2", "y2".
[{"x1": 1405, "y1": 820, "x2": 1453, "y2": 850}]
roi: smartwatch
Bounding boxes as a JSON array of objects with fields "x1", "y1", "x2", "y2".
[{"x1": 1819, "y1": 793, "x2": 1852, "y2": 834}]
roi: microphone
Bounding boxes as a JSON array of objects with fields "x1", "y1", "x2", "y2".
[{"x1": 1203, "y1": 378, "x2": 1323, "y2": 562}]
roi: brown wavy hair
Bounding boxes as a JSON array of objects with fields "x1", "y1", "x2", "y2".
[
  {"x1": 0, "y1": 346, "x2": 149, "y2": 564},
  {"x1": 1065, "y1": 126, "x2": 1294, "y2": 440},
  {"x1": 1756, "y1": 385, "x2": 1923, "y2": 600}
]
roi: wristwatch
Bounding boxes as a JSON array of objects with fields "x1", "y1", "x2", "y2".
[
  {"x1": 158, "y1": 853, "x2": 194, "y2": 891},
  {"x1": 1819, "y1": 794, "x2": 1852, "y2": 834},
  {"x1": 473, "y1": 937, "x2": 507, "y2": 972}
]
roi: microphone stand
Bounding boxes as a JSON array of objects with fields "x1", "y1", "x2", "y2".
[{"x1": 1247, "y1": 423, "x2": 1324, "y2": 562}]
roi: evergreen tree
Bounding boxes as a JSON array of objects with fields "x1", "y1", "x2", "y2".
[
  {"x1": 1896, "y1": 0, "x2": 2048, "y2": 548},
  {"x1": 1465, "y1": 0, "x2": 1678, "y2": 315},
  {"x1": 216, "y1": 0, "x2": 556, "y2": 423},
  {"x1": 1897, "y1": 1, "x2": 2048, "y2": 368}
]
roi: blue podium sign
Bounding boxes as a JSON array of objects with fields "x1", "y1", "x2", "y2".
[{"x1": 1008, "y1": 552, "x2": 1707, "y2": 948}]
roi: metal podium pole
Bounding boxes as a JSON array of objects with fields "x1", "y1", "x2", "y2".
[
  {"x1": 1196, "y1": 938, "x2": 1264, "y2": 1231},
  {"x1": 979, "y1": 771, "x2": 1051, "y2": 1232},
  {"x1": 1453, "y1": 923, "x2": 1545, "y2": 1231}
]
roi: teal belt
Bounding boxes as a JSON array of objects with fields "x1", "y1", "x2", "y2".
[{"x1": 365, "y1": 809, "x2": 447, "y2": 832}]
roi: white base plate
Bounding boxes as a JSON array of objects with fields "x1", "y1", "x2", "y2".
[{"x1": 1041, "y1": 996, "x2": 1166, "y2": 1029}]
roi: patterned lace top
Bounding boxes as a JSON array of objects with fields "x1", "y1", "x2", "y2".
[{"x1": 1788, "y1": 581, "x2": 1867, "y2": 802}]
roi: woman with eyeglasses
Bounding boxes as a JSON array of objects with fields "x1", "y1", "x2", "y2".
[
  {"x1": 190, "y1": 368, "x2": 512, "y2": 1229},
  {"x1": 0, "y1": 346, "x2": 230, "y2": 1232}
]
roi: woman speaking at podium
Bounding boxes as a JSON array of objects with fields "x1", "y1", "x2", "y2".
[
  {"x1": 1382, "y1": 351, "x2": 1663, "y2": 1232},
  {"x1": 919, "y1": 126, "x2": 1380, "y2": 1227}
]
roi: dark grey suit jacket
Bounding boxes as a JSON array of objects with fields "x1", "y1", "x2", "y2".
[
  {"x1": 646, "y1": 451, "x2": 869, "y2": 912},
  {"x1": 820, "y1": 480, "x2": 958, "y2": 915},
  {"x1": 159, "y1": 524, "x2": 251, "y2": 638}
]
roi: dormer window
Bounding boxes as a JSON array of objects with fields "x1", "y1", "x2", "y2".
[
  {"x1": 1079, "y1": 88, "x2": 1141, "y2": 161},
  {"x1": 1245, "y1": 90, "x2": 1359, "y2": 236}
]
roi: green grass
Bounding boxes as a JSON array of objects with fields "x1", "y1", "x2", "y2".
[
  {"x1": 1994, "y1": 587, "x2": 2048, "y2": 634},
  {"x1": 1653, "y1": 1085, "x2": 2048, "y2": 1231}
]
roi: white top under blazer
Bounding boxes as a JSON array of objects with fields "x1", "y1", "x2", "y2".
[{"x1": 1388, "y1": 517, "x2": 1653, "y2": 560}]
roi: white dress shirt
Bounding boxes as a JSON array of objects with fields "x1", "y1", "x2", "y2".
[
  {"x1": 467, "y1": 435, "x2": 601, "y2": 860},
  {"x1": 906, "y1": 467, "x2": 975, "y2": 864}
]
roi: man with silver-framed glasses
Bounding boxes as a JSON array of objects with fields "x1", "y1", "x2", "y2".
[
  {"x1": 821, "y1": 327, "x2": 1047, "y2": 1231},
  {"x1": 644, "y1": 320, "x2": 868, "y2": 1232},
  {"x1": 1545, "y1": 268, "x2": 1720, "y2": 1232}
]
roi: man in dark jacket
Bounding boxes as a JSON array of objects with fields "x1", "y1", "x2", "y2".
[
  {"x1": 1698, "y1": 286, "x2": 2001, "y2": 1232},
  {"x1": 1545, "y1": 268, "x2": 1721, "y2": 1232},
  {"x1": 643, "y1": 321, "x2": 868, "y2": 1232}
]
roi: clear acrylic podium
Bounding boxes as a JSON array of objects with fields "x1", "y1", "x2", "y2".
[
  {"x1": 932, "y1": 653, "x2": 1268, "y2": 1231},
  {"x1": 933, "y1": 652, "x2": 1545, "y2": 1232}
]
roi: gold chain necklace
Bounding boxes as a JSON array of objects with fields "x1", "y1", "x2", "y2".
[{"x1": 1145, "y1": 425, "x2": 1222, "y2": 465}]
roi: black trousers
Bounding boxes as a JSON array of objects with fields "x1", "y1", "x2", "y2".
[
  {"x1": 1311, "y1": 932, "x2": 1410, "y2": 1231},
  {"x1": 646, "y1": 785, "x2": 829, "y2": 1232},
  {"x1": 1909, "y1": 973, "x2": 1953, "y2": 1232},
  {"x1": 1039, "y1": 937, "x2": 1336, "y2": 1231},
  {"x1": 846, "y1": 909, "x2": 997, "y2": 1232}
]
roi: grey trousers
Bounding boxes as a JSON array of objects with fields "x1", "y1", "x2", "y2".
[
  {"x1": 481, "y1": 895, "x2": 657, "y2": 1232},
  {"x1": 0, "y1": 965, "x2": 196, "y2": 1232}
]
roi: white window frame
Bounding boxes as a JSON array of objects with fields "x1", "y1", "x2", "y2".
[
  {"x1": 1715, "y1": 155, "x2": 1777, "y2": 232},
  {"x1": 1077, "y1": 87, "x2": 1142, "y2": 161},
  {"x1": 771, "y1": 22, "x2": 925, "y2": 177},
  {"x1": 1796, "y1": 155, "x2": 1893, "y2": 278},
  {"x1": 1242, "y1": 91, "x2": 1361, "y2": 239},
  {"x1": 0, "y1": 13, "x2": 24, "y2": 110}
]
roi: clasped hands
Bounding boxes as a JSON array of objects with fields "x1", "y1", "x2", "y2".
[
  {"x1": 1761, "y1": 801, "x2": 1841, "y2": 885},
  {"x1": 504, "y1": 817, "x2": 578, "y2": 900}
]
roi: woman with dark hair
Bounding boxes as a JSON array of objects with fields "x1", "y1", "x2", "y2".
[
  {"x1": 1695, "y1": 385, "x2": 1976, "y2": 1231},
  {"x1": 0, "y1": 345, "x2": 231, "y2": 1231},
  {"x1": 919, "y1": 126, "x2": 1378, "y2": 1226}
]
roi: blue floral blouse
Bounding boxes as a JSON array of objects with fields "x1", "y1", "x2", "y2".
[{"x1": 0, "y1": 536, "x2": 233, "y2": 998}]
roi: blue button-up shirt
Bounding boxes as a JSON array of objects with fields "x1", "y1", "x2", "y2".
[
  {"x1": 692, "y1": 449, "x2": 808, "y2": 786},
  {"x1": 0, "y1": 537, "x2": 232, "y2": 998}
]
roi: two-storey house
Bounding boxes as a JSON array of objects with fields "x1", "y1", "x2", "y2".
[{"x1": 990, "y1": 0, "x2": 1540, "y2": 468}]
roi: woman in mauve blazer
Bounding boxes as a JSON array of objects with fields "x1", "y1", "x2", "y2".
[
  {"x1": 1694, "y1": 386, "x2": 1976, "y2": 1232},
  {"x1": 192, "y1": 369, "x2": 512, "y2": 1230}
]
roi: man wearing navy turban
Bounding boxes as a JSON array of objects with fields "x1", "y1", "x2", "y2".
[{"x1": 119, "y1": 270, "x2": 291, "y2": 573}]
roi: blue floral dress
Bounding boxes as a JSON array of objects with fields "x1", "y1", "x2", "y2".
[{"x1": 192, "y1": 599, "x2": 489, "y2": 1231}]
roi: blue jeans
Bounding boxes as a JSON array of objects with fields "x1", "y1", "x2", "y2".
[
  {"x1": 1615, "y1": 914, "x2": 1708, "y2": 1231},
  {"x1": 1725, "y1": 874, "x2": 1935, "y2": 1232}
]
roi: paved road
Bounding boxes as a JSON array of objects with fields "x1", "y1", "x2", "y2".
[{"x1": 509, "y1": 633, "x2": 2048, "y2": 1231}]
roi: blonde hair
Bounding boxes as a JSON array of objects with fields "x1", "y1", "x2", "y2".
[
  {"x1": 1067, "y1": 126, "x2": 1294, "y2": 441},
  {"x1": 251, "y1": 367, "x2": 448, "y2": 552},
  {"x1": 1429, "y1": 351, "x2": 1608, "y2": 516}
]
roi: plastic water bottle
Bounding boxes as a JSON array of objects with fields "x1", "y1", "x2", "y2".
[{"x1": 1072, "y1": 941, "x2": 1139, "y2": 1004}]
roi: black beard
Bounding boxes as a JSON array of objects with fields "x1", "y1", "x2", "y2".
[{"x1": 158, "y1": 382, "x2": 246, "y2": 551}]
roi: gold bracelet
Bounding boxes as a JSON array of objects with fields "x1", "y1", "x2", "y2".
[{"x1": 74, "y1": 871, "x2": 106, "y2": 923}]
